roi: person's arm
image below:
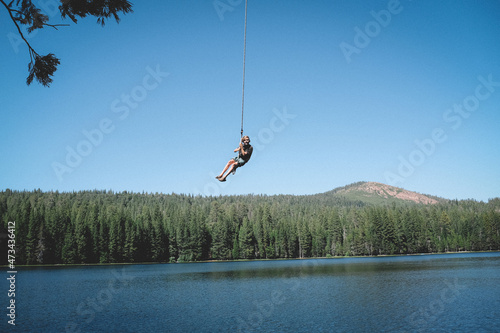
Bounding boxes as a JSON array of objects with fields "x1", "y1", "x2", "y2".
[{"x1": 234, "y1": 141, "x2": 243, "y2": 153}]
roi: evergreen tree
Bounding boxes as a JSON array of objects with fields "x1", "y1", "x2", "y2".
[
  {"x1": 61, "y1": 224, "x2": 77, "y2": 264},
  {"x1": 238, "y1": 217, "x2": 255, "y2": 259},
  {"x1": 232, "y1": 232, "x2": 240, "y2": 260},
  {"x1": 297, "y1": 219, "x2": 312, "y2": 258},
  {"x1": 25, "y1": 202, "x2": 42, "y2": 264}
]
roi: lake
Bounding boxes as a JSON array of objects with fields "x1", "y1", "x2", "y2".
[{"x1": 8, "y1": 252, "x2": 500, "y2": 332}]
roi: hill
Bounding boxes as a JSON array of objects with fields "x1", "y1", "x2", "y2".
[{"x1": 320, "y1": 181, "x2": 447, "y2": 205}]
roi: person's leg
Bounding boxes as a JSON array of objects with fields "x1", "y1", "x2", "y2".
[
  {"x1": 220, "y1": 163, "x2": 238, "y2": 181},
  {"x1": 217, "y1": 160, "x2": 236, "y2": 179}
]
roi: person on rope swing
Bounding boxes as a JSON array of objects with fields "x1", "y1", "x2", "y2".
[{"x1": 216, "y1": 135, "x2": 253, "y2": 182}]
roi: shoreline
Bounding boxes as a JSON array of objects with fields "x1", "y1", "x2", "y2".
[{"x1": 3, "y1": 250, "x2": 499, "y2": 268}]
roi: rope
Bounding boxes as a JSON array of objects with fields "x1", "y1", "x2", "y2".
[{"x1": 240, "y1": 0, "x2": 248, "y2": 138}]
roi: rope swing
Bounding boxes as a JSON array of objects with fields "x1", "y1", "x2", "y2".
[{"x1": 240, "y1": 0, "x2": 248, "y2": 138}]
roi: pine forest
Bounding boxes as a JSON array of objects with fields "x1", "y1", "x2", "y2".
[{"x1": 1, "y1": 184, "x2": 499, "y2": 265}]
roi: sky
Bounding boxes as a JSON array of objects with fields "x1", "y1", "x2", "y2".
[{"x1": 1, "y1": 0, "x2": 499, "y2": 201}]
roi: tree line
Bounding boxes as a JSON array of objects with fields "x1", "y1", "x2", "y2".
[{"x1": 0, "y1": 189, "x2": 499, "y2": 265}]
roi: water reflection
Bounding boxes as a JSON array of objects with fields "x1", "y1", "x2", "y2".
[{"x1": 160, "y1": 252, "x2": 499, "y2": 282}]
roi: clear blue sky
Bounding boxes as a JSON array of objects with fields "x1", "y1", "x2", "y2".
[{"x1": 1, "y1": 0, "x2": 499, "y2": 201}]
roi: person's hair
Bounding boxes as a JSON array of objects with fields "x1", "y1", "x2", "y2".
[{"x1": 242, "y1": 135, "x2": 250, "y2": 143}]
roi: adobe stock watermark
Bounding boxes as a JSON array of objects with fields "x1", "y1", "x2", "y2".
[
  {"x1": 195, "y1": 106, "x2": 297, "y2": 196},
  {"x1": 384, "y1": 74, "x2": 500, "y2": 185},
  {"x1": 405, "y1": 278, "x2": 466, "y2": 333},
  {"x1": 51, "y1": 65, "x2": 169, "y2": 182},
  {"x1": 65, "y1": 267, "x2": 136, "y2": 333},
  {"x1": 213, "y1": 0, "x2": 244, "y2": 21},
  {"x1": 340, "y1": 0, "x2": 408, "y2": 64}
]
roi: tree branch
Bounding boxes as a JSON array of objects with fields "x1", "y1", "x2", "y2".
[
  {"x1": 1, "y1": 0, "x2": 61, "y2": 86},
  {"x1": 1, "y1": 0, "x2": 38, "y2": 57},
  {"x1": 3, "y1": 0, "x2": 133, "y2": 87},
  {"x1": 44, "y1": 23, "x2": 70, "y2": 30}
]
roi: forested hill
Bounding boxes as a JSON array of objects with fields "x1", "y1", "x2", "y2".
[
  {"x1": 1, "y1": 183, "x2": 499, "y2": 265},
  {"x1": 317, "y1": 181, "x2": 446, "y2": 205}
]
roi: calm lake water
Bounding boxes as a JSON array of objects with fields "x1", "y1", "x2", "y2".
[{"x1": 8, "y1": 252, "x2": 500, "y2": 332}]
